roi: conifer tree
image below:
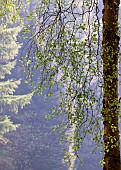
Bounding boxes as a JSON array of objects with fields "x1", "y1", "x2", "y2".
[{"x1": 0, "y1": 25, "x2": 33, "y2": 144}]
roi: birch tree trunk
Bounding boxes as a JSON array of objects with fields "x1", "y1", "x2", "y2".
[{"x1": 102, "y1": 0, "x2": 120, "y2": 169}]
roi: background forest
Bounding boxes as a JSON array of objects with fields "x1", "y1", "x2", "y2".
[
  {"x1": 0, "y1": 23, "x2": 102, "y2": 169},
  {"x1": 0, "y1": 14, "x2": 102, "y2": 170}
]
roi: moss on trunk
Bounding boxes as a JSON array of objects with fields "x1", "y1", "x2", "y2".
[{"x1": 102, "y1": 0, "x2": 120, "y2": 169}]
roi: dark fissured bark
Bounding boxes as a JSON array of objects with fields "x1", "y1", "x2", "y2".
[{"x1": 102, "y1": 0, "x2": 120, "y2": 170}]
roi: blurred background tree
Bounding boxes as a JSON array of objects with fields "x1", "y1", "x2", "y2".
[{"x1": 0, "y1": 25, "x2": 33, "y2": 143}]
